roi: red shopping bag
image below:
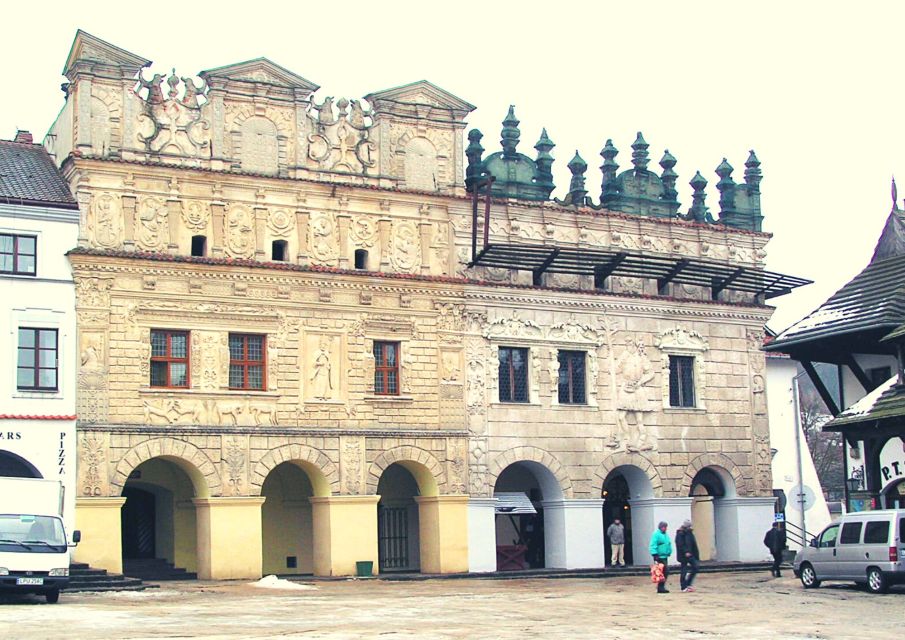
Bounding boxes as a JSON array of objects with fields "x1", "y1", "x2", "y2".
[{"x1": 650, "y1": 562, "x2": 665, "y2": 584}]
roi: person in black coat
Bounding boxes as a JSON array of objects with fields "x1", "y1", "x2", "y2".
[
  {"x1": 764, "y1": 522, "x2": 787, "y2": 577},
  {"x1": 675, "y1": 519, "x2": 700, "y2": 592}
]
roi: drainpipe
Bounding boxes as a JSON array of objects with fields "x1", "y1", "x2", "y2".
[{"x1": 791, "y1": 372, "x2": 807, "y2": 541}]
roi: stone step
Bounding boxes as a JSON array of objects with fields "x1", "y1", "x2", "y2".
[{"x1": 67, "y1": 562, "x2": 154, "y2": 593}]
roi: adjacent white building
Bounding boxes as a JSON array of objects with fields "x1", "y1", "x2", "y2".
[{"x1": 0, "y1": 131, "x2": 79, "y2": 530}]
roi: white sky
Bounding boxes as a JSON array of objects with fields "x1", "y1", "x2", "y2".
[{"x1": 2, "y1": 1, "x2": 903, "y2": 332}]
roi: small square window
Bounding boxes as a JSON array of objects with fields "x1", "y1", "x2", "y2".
[
  {"x1": 374, "y1": 341, "x2": 400, "y2": 395},
  {"x1": 669, "y1": 355, "x2": 695, "y2": 407},
  {"x1": 150, "y1": 330, "x2": 190, "y2": 388},
  {"x1": 229, "y1": 334, "x2": 266, "y2": 390},
  {"x1": 17, "y1": 327, "x2": 58, "y2": 391},
  {"x1": 1, "y1": 233, "x2": 37, "y2": 276},
  {"x1": 558, "y1": 350, "x2": 586, "y2": 404},
  {"x1": 499, "y1": 347, "x2": 529, "y2": 403}
]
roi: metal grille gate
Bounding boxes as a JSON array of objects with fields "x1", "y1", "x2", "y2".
[{"x1": 378, "y1": 506, "x2": 409, "y2": 571}]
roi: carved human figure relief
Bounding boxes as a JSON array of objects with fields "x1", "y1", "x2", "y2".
[
  {"x1": 309, "y1": 212, "x2": 339, "y2": 265},
  {"x1": 440, "y1": 350, "x2": 462, "y2": 384},
  {"x1": 613, "y1": 339, "x2": 656, "y2": 451},
  {"x1": 135, "y1": 197, "x2": 169, "y2": 251},
  {"x1": 309, "y1": 336, "x2": 336, "y2": 400},
  {"x1": 91, "y1": 192, "x2": 122, "y2": 248},
  {"x1": 390, "y1": 221, "x2": 420, "y2": 273},
  {"x1": 224, "y1": 204, "x2": 255, "y2": 258}
]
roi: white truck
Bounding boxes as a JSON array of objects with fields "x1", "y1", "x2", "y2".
[{"x1": 0, "y1": 477, "x2": 80, "y2": 603}]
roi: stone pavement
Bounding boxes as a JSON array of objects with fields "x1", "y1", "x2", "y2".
[{"x1": 1, "y1": 571, "x2": 901, "y2": 639}]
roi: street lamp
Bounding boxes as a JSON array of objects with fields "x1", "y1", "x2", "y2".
[{"x1": 846, "y1": 477, "x2": 861, "y2": 494}]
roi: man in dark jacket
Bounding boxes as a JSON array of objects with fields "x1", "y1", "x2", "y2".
[
  {"x1": 764, "y1": 522, "x2": 787, "y2": 577},
  {"x1": 675, "y1": 519, "x2": 700, "y2": 592}
]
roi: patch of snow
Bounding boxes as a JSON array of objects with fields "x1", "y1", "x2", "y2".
[
  {"x1": 838, "y1": 375, "x2": 898, "y2": 417},
  {"x1": 249, "y1": 575, "x2": 318, "y2": 590}
]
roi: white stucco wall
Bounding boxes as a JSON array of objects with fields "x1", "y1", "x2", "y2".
[{"x1": 765, "y1": 355, "x2": 832, "y2": 548}]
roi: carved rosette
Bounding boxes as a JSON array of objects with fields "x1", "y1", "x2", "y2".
[
  {"x1": 90, "y1": 192, "x2": 123, "y2": 248},
  {"x1": 224, "y1": 204, "x2": 255, "y2": 258},
  {"x1": 267, "y1": 208, "x2": 295, "y2": 238},
  {"x1": 181, "y1": 200, "x2": 211, "y2": 231},
  {"x1": 349, "y1": 216, "x2": 377, "y2": 248}
]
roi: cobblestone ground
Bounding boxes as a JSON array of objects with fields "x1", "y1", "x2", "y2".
[{"x1": 1, "y1": 571, "x2": 901, "y2": 639}]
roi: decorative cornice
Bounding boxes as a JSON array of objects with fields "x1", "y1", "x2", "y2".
[{"x1": 76, "y1": 423, "x2": 468, "y2": 438}]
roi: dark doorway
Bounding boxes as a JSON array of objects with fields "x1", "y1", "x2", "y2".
[
  {"x1": 190, "y1": 235, "x2": 207, "y2": 257},
  {"x1": 602, "y1": 473, "x2": 633, "y2": 566},
  {"x1": 0, "y1": 450, "x2": 42, "y2": 478},
  {"x1": 354, "y1": 249, "x2": 368, "y2": 270},
  {"x1": 376, "y1": 463, "x2": 421, "y2": 572},
  {"x1": 122, "y1": 486, "x2": 156, "y2": 559},
  {"x1": 272, "y1": 240, "x2": 288, "y2": 262}
]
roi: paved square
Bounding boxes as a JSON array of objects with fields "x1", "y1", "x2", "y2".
[{"x1": 2, "y1": 572, "x2": 901, "y2": 639}]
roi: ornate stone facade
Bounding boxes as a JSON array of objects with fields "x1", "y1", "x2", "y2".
[{"x1": 52, "y1": 31, "x2": 780, "y2": 577}]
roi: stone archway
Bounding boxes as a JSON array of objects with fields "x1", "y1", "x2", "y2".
[
  {"x1": 366, "y1": 446, "x2": 445, "y2": 497},
  {"x1": 250, "y1": 444, "x2": 340, "y2": 498},
  {"x1": 592, "y1": 452, "x2": 662, "y2": 498},
  {"x1": 680, "y1": 454, "x2": 744, "y2": 498},
  {"x1": 487, "y1": 446, "x2": 573, "y2": 499},
  {"x1": 112, "y1": 437, "x2": 220, "y2": 498}
]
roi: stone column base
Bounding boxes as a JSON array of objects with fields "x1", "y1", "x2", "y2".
[
  {"x1": 541, "y1": 499, "x2": 605, "y2": 570},
  {"x1": 714, "y1": 496, "x2": 777, "y2": 562},
  {"x1": 309, "y1": 495, "x2": 379, "y2": 577},
  {"x1": 74, "y1": 497, "x2": 126, "y2": 574},
  {"x1": 415, "y1": 495, "x2": 470, "y2": 574},
  {"x1": 192, "y1": 497, "x2": 266, "y2": 580}
]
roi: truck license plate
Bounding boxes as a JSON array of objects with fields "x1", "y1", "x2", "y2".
[{"x1": 16, "y1": 577, "x2": 44, "y2": 585}]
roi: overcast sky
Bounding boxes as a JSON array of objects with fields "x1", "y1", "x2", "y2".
[{"x1": 3, "y1": 1, "x2": 902, "y2": 332}]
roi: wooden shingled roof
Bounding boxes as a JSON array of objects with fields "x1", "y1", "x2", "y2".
[{"x1": 765, "y1": 207, "x2": 905, "y2": 363}]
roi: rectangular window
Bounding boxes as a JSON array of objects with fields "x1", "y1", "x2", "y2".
[
  {"x1": 229, "y1": 334, "x2": 265, "y2": 390},
  {"x1": 557, "y1": 350, "x2": 586, "y2": 404},
  {"x1": 17, "y1": 328, "x2": 58, "y2": 391},
  {"x1": 150, "y1": 330, "x2": 189, "y2": 388},
  {"x1": 668, "y1": 355, "x2": 696, "y2": 407},
  {"x1": 863, "y1": 521, "x2": 889, "y2": 544},
  {"x1": 499, "y1": 347, "x2": 529, "y2": 403},
  {"x1": 1, "y1": 233, "x2": 37, "y2": 276},
  {"x1": 374, "y1": 341, "x2": 400, "y2": 395},
  {"x1": 839, "y1": 521, "x2": 863, "y2": 545}
]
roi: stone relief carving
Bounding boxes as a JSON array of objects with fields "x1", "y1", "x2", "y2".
[
  {"x1": 435, "y1": 302, "x2": 465, "y2": 333},
  {"x1": 349, "y1": 216, "x2": 378, "y2": 248},
  {"x1": 142, "y1": 398, "x2": 276, "y2": 426},
  {"x1": 310, "y1": 337, "x2": 334, "y2": 400},
  {"x1": 390, "y1": 221, "x2": 420, "y2": 273},
  {"x1": 484, "y1": 311, "x2": 543, "y2": 340},
  {"x1": 612, "y1": 339, "x2": 656, "y2": 452},
  {"x1": 440, "y1": 350, "x2": 462, "y2": 384},
  {"x1": 309, "y1": 212, "x2": 339, "y2": 265},
  {"x1": 135, "y1": 69, "x2": 211, "y2": 158},
  {"x1": 655, "y1": 328, "x2": 710, "y2": 352},
  {"x1": 197, "y1": 332, "x2": 221, "y2": 390},
  {"x1": 135, "y1": 196, "x2": 169, "y2": 251},
  {"x1": 306, "y1": 97, "x2": 376, "y2": 174},
  {"x1": 224, "y1": 204, "x2": 255, "y2": 258},
  {"x1": 431, "y1": 222, "x2": 450, "y2": 274},
  {"x1": 78, "y1": 333, "x2": 108, "y2": 423},
  {"x1": 224, "y1": 438, "x2": 246, "y2": 496},
  {"x1": 91, "y1": 192, "x2": 123, "y2": 248},
  {"x1": 181, "y1": 200, "x2": 211, "y2": 232},
  {"x1": 267, "y1": 209, "x2": 295, "y2": 238},
  {"x1": 76, "y1": 278, "x2": 112, "y2": 309},
  {"x1": 469, "y1": 436, "x2": 489, "y2": 496},
  {"x1": 447, "y1": 439, "x2": 467, "y2": 494},
  {"x1": 79, "y1": 434, "x2": 106, "y2": 496},
  {"x1": 343, "y1": 439, "x2": 362, "y2": 494}
]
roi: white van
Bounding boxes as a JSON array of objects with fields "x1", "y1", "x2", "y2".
[
  {"x1": 793, "y1": 509, "x2": 905, "y2": 593},
  {"x1": 0, "y1": 478, "x2": 80, "y2": 603}
]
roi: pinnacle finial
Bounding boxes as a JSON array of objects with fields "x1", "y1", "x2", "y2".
[
  {"x1": 687, "y1": 171, "x2": 710, "y2": 223},
  {"x1": 631, "y1": 132, "x2": 649, "y2": 172},
  {"x1": 893, "y1": 176, "x2": 899, "y2": 212},
  {"x1": 501, "y1": 105, "x2": 520, "y2": 159},
  {"x1": 534, "y1": 128, "x2": 555, "y2": 188}
]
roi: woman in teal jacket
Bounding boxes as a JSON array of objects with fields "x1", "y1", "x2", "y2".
[{"x1": 649, "y1": 521, "x2": 672, "y2": 593}]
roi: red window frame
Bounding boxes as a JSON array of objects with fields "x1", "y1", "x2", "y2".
[
  {"x1": 373, "y1": 341, "x2": 400, "y2": 396},
  {"x1": 150, "y1": 330, "x2": 190, "y2": 388},
  {"x1": 1, "y1": 233, "x2": 37, "y2": 276},
  {"x1": 17, "y1": 327, "x2": 58, "y2": 391},
  {"x1": 229, "y1": 333, "x2": 266, "y2": 390}
]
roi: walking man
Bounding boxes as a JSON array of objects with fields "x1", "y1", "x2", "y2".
[
  {"x1": 649, "y1": 521, "x2": 672, "y2": 594},
  {"x1": 676, "y1": 519, "x2": 700, "y2": 592},
  {"x1": 607, "y1": 518, "x2": 626, "y2": 566},
  {"x1": 763, "y1": 521, "x2": 787, "y2": 577}
]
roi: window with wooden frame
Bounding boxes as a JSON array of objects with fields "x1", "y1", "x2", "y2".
[
  {"x1": 498, "y1": 346, "x2": 529, "y2": 403},
  {"x1": 229, "y1": 333, "x2": 265, "y2": 390},
  {"x1": 557, "y1": 350, "x2": 586, "y2": 404},
  {"x1": 1, "y1": 233, "x2": 37, "y2": 276},
  {"x1": 668, "y1": 355, "x2": 696, "y2": 407},
  {"x1": 373, "y1": 341, "x2": 400, "y2": 395},
  {"x1": 17, "y1": 327, "x2": 58, "y2": 391},
  {"x1": 150, "y1": 330, "x2": 190, "y2": 388}
]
